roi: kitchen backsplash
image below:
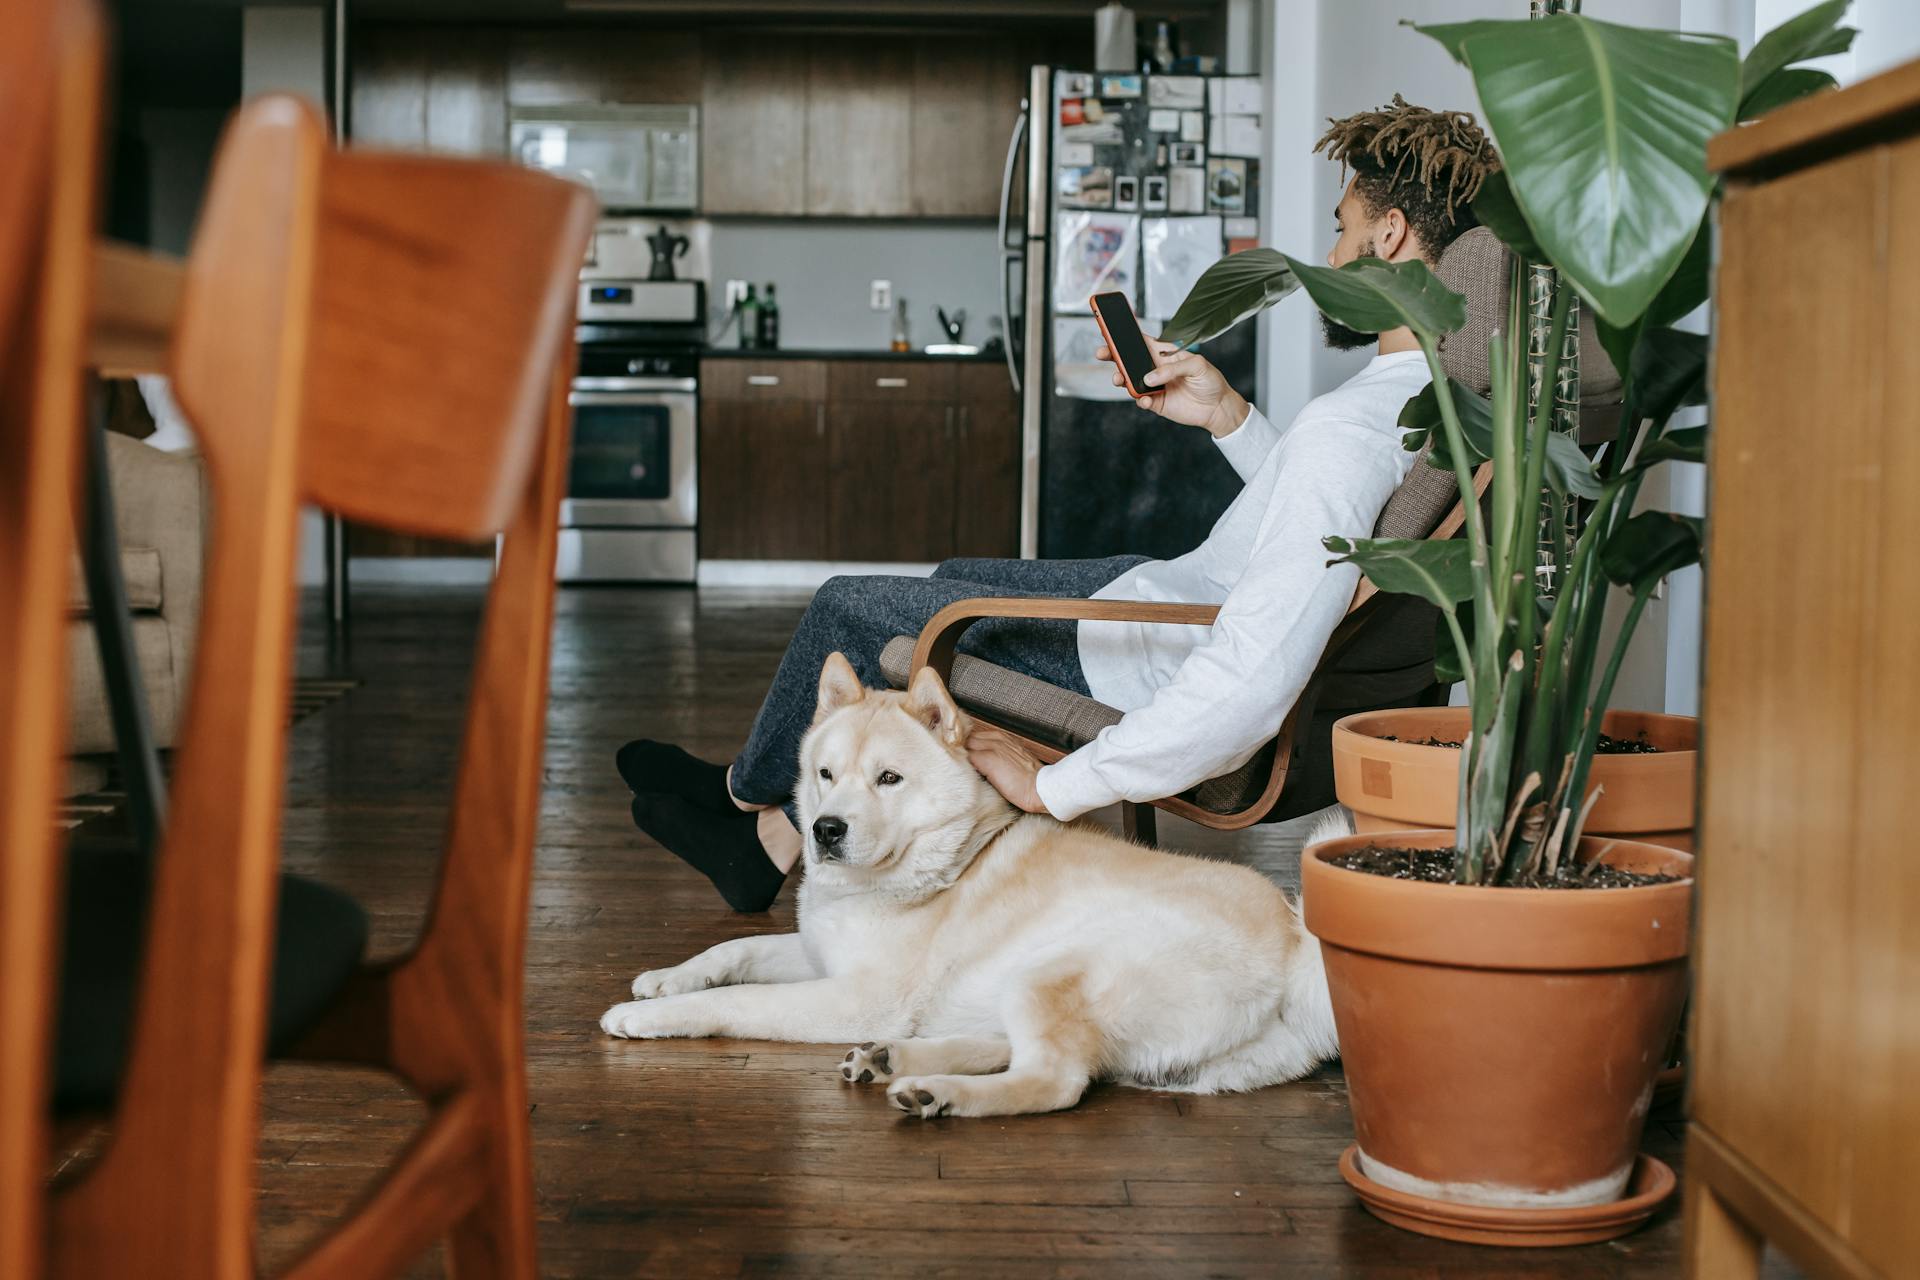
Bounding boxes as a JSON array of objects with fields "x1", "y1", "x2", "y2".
[{"x1": 704, "y1": 220, "x2": 1005, "y2": 352}]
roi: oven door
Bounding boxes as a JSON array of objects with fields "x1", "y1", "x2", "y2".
[{"x1": 562, "y1": 376, "x2": 697, "y2": 528}]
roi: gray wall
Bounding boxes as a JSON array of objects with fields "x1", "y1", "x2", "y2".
[{"x1": 706, "y1": 221, "x2": 1005, "y2": 352}]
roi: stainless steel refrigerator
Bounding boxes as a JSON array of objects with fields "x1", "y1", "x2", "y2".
[{"x1": 999, "y1": 65, "x2": 1266, "y2": 561}]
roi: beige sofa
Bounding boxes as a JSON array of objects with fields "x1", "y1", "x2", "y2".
[{"x1": 66, "y1": 432, "x2": 205, "y2": 789}]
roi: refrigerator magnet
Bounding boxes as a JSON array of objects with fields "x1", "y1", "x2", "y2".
[
  {"x1": 1099, "y1": 74, "x2": 1143, "y2": 98},
  {"x1": 1061, "y1": 98, "x2": 1085, "y2": 126},
  {"x1": 1180, "y1": 111, "x2": 1205, "y2": 143},
  {"x1": 1058, "y1": 141, "x2": 1095, "y2": 167},
  {"x1": 1207, "y1": 157, "x2": 1248, "y2": 213},
  {"x1": 1058, "y1": 165, "x2": 1115, "y2": 209},
  {"x1": 1061, "y1": 72, "x2": 1095, "y2": 98},
  {"x1": 1143, "y1": 175, "x2": 1169, "y2": 212},
  {"x1": 1169, "y1": 167, "x2": 1205, "y2": 214},
  {"x1": 1171, "y1": 141, "x2": 1203, "y2": 167},
  {"x1": 1148, "y1": 76, "x2": 1206, "y2": 109},
  {"x1": 1147, "y1": 108, "x2": 1180, "y2": 133},
  {"x1": 1114, "y1": 174, "x2": 1140, "y2": 211}
]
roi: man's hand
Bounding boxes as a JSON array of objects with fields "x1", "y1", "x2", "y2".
[
  {"x1": 966, "y1": 724, "x2": 1048, "y2": 815},
  {"x1": 1096, "y1": 336, "x2": 1249, "y2": 438}
]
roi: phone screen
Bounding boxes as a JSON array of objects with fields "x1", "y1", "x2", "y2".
[{"x1": 1092, "y1": 292, "x2": 1158, "y2": 394}]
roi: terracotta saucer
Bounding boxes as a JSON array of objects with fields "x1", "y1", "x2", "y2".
[{"x1": 1338, "y1": 1146, "x2": 1677, "y2": 1248}]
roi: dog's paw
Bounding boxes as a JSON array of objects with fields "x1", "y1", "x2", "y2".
[
  {"x1": 887, "y1": 1077, "x2": 954, "y2": 1119},
  {"x1": 600, "y1": 1000, "x2": 671, "y2": 1039},
  {"x1": 839, "y1": 1041, "x2": 896, "y2": 1085},
  {"x1": 631, "y1": 965, "x2": 720, "y2": 999}
]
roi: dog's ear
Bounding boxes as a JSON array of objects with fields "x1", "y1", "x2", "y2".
[
  {"x1": 814, "y1": 652, "x2": 866, "y2": 724},
  {"x1": 906, "y1": 666, "x2": 970, "y2": 747}
]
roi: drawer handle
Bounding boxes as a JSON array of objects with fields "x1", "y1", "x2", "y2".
[
  {"x1": 875, "y1": 377, "x2": 909, "y2": 388},
  {"x1": 747, "y1": 374, "x2": 782, "y2": 387}
]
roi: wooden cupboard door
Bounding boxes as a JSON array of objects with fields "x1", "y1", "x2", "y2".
[
  {"x1": 700, "y1": 396, "x2": 830, "y2": 560},
  {"x1": 805, "y1": 37, "x2": 912, "y2": 217},
  {"x1": 350, "y1": 27, "x2": 508, "y2": 157},
  {"x1": 829, "y1": 401, "x2": 954, "y2": 562},
  {"x1": 701, "y1": 36, "x2": 808, "y2": 215},
  {"x1": 910, "y1": 37, "x2": 1026, "y2": 219},
  {"x1": 953, "y1": 396, "x2": 1020, "y2": 558},
  {"x1": 505, "y1": 29, "x2": 703, "y2": 106}
]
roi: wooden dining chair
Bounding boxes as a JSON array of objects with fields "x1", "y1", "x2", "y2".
[
  {"x1": 1, "y1": 3, "x2": 103, "y2": 1276},
  {"x1": 32, "y1": 87, "x2": 593, "y2": 1280}
]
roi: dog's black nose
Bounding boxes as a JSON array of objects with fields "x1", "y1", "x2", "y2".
[{"x1": 812, "y1": 815, "x2": 848, "y2": 849}]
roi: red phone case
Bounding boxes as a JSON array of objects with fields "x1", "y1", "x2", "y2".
[{"x1": 1089, "y1": 295, "x2": 1154, "y2": 399}]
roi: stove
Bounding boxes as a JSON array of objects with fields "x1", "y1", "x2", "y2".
[{"x1": 558, "y1": 279, "x2": 707, "y2": 583}]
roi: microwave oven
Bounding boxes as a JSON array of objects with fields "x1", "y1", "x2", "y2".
[{"x1": 509, "y1": 104, "x2": 699, "y2": 212}]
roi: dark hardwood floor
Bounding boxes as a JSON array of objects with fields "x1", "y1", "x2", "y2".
[{"x1": 238, "y1": 583, "x2": 1767, "y2": 1278}]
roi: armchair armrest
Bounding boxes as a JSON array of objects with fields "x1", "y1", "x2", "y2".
[{"x1": 911, "y1": 597, "x2": 1222, "y2": 681}]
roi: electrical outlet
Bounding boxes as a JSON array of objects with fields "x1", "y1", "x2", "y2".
[
  {"x1": 724, "y1": 279, "x2": 749, "y2": 310},
  {"x1": 870, "y1": 279, "x2": 892, "y2": 311}
]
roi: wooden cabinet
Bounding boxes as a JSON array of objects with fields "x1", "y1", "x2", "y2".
[
  {"x1": 351, "y1": 27, "x2": 510, "y2": 157},
  {"x1": 700, "y1": 35, "x2": 808, "y2": 215},
  {"x1": 505, "y1": 29, "x2": 702, "y2": 106},
  {"x1": 804, "y1": 38, "x2": 914, "y2": 217},
  {"x1": 699, "y1": 358, "x2": 1018, "y2": 563},
  {"x1": 699, "y1": 360, "x2": 830, "y2": 561},
  {"x1": 909, "y1": 36, "x2": 1027, "y2": 219},
  {"x1": 952, "y1": 364, "x2": 1021, "y2": 556},
  {"x1": 1688, "y1": 64, "x2": 1920, "y2": 1280}
]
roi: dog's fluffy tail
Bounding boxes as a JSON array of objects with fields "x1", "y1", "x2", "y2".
[{"x1": 1302, "y1": 805, "x2": 1355, "y2": 852}]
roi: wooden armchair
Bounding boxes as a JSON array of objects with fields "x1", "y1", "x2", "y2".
[
  {"x1": 887, "y1": 225, "x2": 1619, "y2": 844},
  {"x1": 4, "y1": 34, "x2": 593, "y2": 1277}
]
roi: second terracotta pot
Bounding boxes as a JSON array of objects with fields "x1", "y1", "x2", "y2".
[
  {"x1": 1331, "y1": 707, "x2": 1698, "y2": 851},
  {"x1": 1302, "y1": 830, "x2": 1693, "y2": 1220}
]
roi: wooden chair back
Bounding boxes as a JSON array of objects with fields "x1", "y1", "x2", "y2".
[
  {"x1": 42, "y1": 93, "x2": 591, "y2": 1278},
  {"x1": 1, "y1": 3, "x2": 102, "y2": 1275}
]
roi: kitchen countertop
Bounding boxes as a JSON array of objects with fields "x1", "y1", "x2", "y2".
[{"x1": 699, "y1": 347, "x2": 1006, "y2": 363}]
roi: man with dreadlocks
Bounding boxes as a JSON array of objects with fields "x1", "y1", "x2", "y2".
[{"x1": 612, "y1": 99, "x2": 1496, "y2": 915}]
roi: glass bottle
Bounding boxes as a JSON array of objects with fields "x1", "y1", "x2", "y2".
[
  {"x1": 757, "y1": 282, "x2": 780, "y2": 349},
  {"x1": 891, "y1": 297, "x2": 911, "y2": 352},
  {"x1": 737, "y1": 283, "x2": 759, "y2": 350}
]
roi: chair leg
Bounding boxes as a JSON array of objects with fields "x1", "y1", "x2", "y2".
[
  {"x1": 444, "y1": 1067, "x2": 538, "y2": 1279},
  {"x1": 1122, "y1": 802, "x2": 1157, "y2": 848}
]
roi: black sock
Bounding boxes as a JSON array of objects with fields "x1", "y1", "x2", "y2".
[
  {"x1": 630, "y1": 793, "x2": 790, "y2": 913},
  {"x1": 615, "y1": 739, "x2": 735, "y2": 813}
]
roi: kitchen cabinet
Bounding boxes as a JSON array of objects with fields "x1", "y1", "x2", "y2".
[
  {"x1": 909, "y1": 37, "x2": 1027, "y2": 219},
  {"x1": 699, "y1": 361, "x2": 831, "y2": 561},
  {"x1": 699, "y1": 358, "x2": 1019, "y2": 564},
  {"x1": 804, "y1": 39, "x2": 914, "y2": 218},
  {"x1": 505, "y1": 29, "x2": 702, "y2": 106},
  {"x1": 700, "y1": 36, "x2": 809, "y2": 216},
  {"x1": 952, "y1": 364, "x2": 1022, "y2": 556},
  {"x1": 351, "y1": 28, "x2": 510, "y2": 158}
]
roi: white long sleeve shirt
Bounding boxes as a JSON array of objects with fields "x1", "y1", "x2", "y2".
[{"x1": 1033, "y1": 349, "x2": 1431, "y2": 822}]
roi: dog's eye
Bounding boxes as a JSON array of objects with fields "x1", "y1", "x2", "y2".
[
  {"x1": 818, "y1": 767, "x2": 833, "y2": 782},
  {"x1": 877, "y1": 770, "x2": 902, "y2": 786}
]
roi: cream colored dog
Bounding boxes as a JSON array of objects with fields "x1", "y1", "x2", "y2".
[{"x1": 599, "y1": 653, "x2": 1337, "y2": 1118}]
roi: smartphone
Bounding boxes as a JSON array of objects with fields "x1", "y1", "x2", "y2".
[{"x1": 1089, "y1": 291, "x2": 1158, "y2": 399}]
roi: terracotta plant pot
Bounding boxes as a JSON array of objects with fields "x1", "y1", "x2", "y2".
[
  {"x1": 1301, "y1": 829, "x2": 1691, "y2": 1242},
  {"x1": 1331, "y1": 706, "x2": 1698, "y2": 851}
]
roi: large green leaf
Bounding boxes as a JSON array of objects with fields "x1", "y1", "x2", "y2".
[
  {"x1": 1631, "y1": 327, "x2": 1709, "y2": 422},
  {"x1": 1400, "y1": 378, "x2": 1601, "y2": 499},
  {"x1": 1417, "y1": 15, "x2": 1738, "y2": 327},
  {"x1": 1469, "y1": 169, "x2": 1543, "y2": 261},
  {"x1": 1599, "y1": 511, "x2": 1703, "y2": 592},
  {"x1": 1633, "y1": 426, "x2": 1706, "y2": 468},
  {"x1": 1323, "y1": 535, "x2": 1475, "y2": 610},
  {"x1": 1740, "y1": 66, "x2": 1838, "y2": 120},
  {"x1": 1159, "y1": 248, "x2": 1298, "y2": 348},
  {"x1": 1283, "y1": 255, "x2": 1466, "y2": 344},
  {"x1": 1739, "y1": 0, "x2": 1853, "y2": 111}
]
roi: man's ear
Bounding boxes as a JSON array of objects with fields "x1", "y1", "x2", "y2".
[
  {"x1": 906, "y1": 666, "x2": 970, "y2": 747},
  {"x1": 814, "y1": 652, "x2": 866, "y2": 725},
  {"x1": 1379, "y1": 206, "x2": 1415, "y2": 263}
]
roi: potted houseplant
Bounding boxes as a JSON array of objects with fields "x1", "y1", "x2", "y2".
[{"x1": 1161, "y1": 0, "x2": 1853, "y2": 1247}]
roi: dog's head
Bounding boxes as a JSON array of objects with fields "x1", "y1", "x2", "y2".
[{"x1": 796, "y1": 653, "x2": 1013, "y2": 893}]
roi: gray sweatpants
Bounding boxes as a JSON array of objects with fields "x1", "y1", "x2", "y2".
[{"x1": 728, "y1": 555, "x2": 1147, "y2": 808}]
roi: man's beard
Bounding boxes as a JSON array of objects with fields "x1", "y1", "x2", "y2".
[{"x1": 1320, "y1": 237, "x2": 1378, "y2": 351}]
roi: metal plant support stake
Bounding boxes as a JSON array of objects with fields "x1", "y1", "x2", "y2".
[{"x1": 1528, "y1": 0, "x2": 1581, "y2": 597}]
